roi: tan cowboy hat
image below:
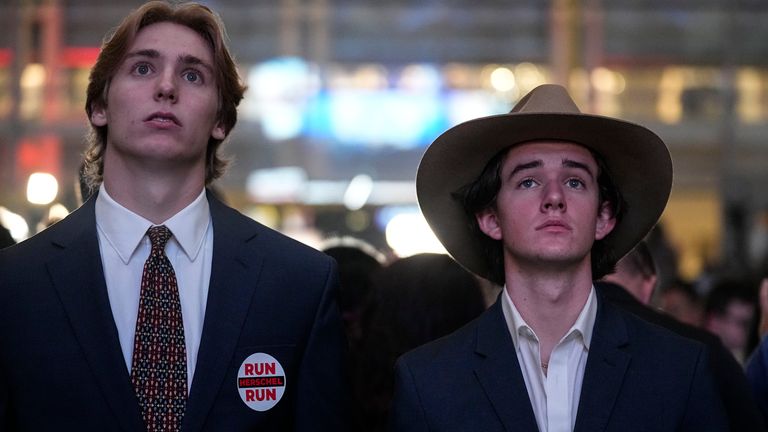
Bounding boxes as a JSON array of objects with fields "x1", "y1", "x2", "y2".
[{"x1": 417, "y1": 84, "x2": 673, "y2": 284}]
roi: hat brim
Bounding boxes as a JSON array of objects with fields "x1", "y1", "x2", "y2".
[{"x1": 416, "y1": 112, "x2": 673, "y2": 285}]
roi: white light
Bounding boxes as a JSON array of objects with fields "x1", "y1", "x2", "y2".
[
  {"x1": 354, "y1": 64, "x2": 389, "y2": 89},
  {"x1": 515, "y1": 62, "x2": 546, "y2": 91},
  {"x1": 591, "y1": 67, "x2": 626, "y2": 94},
  {"x1": 261, "y1": 103, "x2": 304, "y2": 140},
  {"x1": 490, "y1": 67, "x2": 516, "y2": 92},
  {"x1": 248, "y1": 57, "x2": 316, "y2": 99},
  {"x1": 343, "y1": 174, "x2": 374, "y2": 211},
  {"x1": 20, "y1": 63, "x2": 46, "y2": 89},
  {"x1": 385, "y1": 212, "x2": 446, "y2": 257},
  {"x1": 27, "y1": 172, "x2": 58, "y2": 205},
  {"x1": 245, "y1": 167, "x2": 307, "y2": 203},
  {"x1": 399, "y1": 64, "x2": 442, "y2": 92},
  {"x1": 446, "y1": 90, "x2": 501, "y2": 125},
  {"x1": 242, "y1": 57, "x2": 319, "y2": 137},
  {"x1": 47, "y1": 203, "x2": 70, "y2": 221},
  {"x1": 0, "y1": 207, "x2": 30, "y2": 241}
]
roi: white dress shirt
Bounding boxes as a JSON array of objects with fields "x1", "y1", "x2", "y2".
[
  {"x1": 95, "y1": 184, "x2": 213, "y2": 389},
  {"x1": 501, "y1": 286, "x2": 597, "y2": 432}
]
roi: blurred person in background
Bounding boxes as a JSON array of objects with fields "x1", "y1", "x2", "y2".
[
  {"x1": 322, "y1": 237, "x2": 386, "y2": 347},
  {"x1": 599, "y1": 241, "x2": 766, "y2": 432},
  {"x1": 351, "y1": 252, "x2": 485, "y2": 431},
  {"x1": 599, "y1": 241, "x2": 657, "y2": 304},
  {"x1": 0, "y1": 2, "x2": 347, "y2": 431},
  {"x1": 391, "y1": 84, "x2": 727, "y2": 431},
  {"x1": 645, "y1": 223, "x2": 680, "y2": 294},
  {"x1": 747, "y1": 277, "x2": 768, "y2": 425},
  {"x1": 658, "y1": 278, "x2": 705, "y2": 327},
  {"x1": 704, "y1": 278, "x2": 759, "y2": 364},
  {"x1": 0, "y1": 223, "x2": 14, "y2": 249}
]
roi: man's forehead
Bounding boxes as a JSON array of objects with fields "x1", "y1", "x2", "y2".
[
  {"x1": 504, "y1": 140, "x2": 598, "y2": 166},
  {"x1": 130, "y1": 22, "x2": 214, "y2": 62}
]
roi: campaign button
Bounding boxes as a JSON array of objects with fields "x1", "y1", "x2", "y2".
[{"x1": 237, "y1": 352, "x2": 286, "y2": 411}]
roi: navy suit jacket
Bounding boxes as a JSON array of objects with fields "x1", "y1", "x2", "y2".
[
  {"x1": 597, "y1": 281, "x2": 765, "y2": 432},
  {"x1": 391, "y1": 292, "x2": 728, "y2": 431},
  {"x1": 0, "y1": 192, "x2": 348, "y2": 431}
]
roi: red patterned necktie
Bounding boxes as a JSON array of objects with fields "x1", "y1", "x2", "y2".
[{"x1": 131, "y1": 225, "x2": 187, "y2": 432}]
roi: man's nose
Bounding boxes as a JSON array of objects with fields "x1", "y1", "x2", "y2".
[
  {"x1": 541, "y1": 183, "x2": 566, "y2": 212},
  {"x1": 154, "y1": 71, "x2": 177, "y2": 102}
]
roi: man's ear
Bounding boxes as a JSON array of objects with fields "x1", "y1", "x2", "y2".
[
  {"x1": 211, "y1": 121, "x2": 226, "y2": 140},
  {"x1": 595, "y1": 201, "x2": 617, "y2": 241},
  {"x1": 90, "y1": 104, "x2": 107, "y2": 127},
  {"x1": 476, "y1": 207, "x2": 502, "y2": 240},
  {"x1": 639, "y1": 274, "x2": 658, "y2": 305}
]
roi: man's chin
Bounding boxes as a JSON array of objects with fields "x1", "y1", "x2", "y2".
[{"x1": 512, "y1": 248, "x2": 591, "y2": 270}]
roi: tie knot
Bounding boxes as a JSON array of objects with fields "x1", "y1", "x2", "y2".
[{"x1": 147, "y1": 225, "x2": 172, "y2": 252}]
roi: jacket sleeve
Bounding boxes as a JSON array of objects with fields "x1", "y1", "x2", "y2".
[
  {"x1": 390, "y1": 356, "x2": 430, "y2": 432},
  {"x1": 746, "y1": 335, "x2": 768, "y2": 426},
  {"x1": 710, "y1": 335, "x2": 767, "y2": 432},
  {"x1": 0, "y1": 362, "x2": 7, "y2": 429},
  {"x1": 294, "y1": 258, "x2": 350, "y2": 431},
  {"x1": 681, "y1": 344, "x2": 730, "y2": 431}
]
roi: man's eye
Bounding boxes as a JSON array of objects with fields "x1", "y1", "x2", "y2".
[
  {"x1": 184, "y1": 71, "x2": 201, "y2": 83},
  {"x1": 519, "y1": 179, "x2": 536, "y2": 188},
  {"x1": 567, "y1": 179, "x2": 584, "y2": 188},
  {"x1": 135, "y1": 64, "x2": 151, "y2": 75}
]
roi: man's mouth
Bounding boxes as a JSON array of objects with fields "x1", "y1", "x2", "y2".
[
  {"x1": 145, "y1": 112, "x2": 181, "y2": 126},
  {"x1": 536, "y1": 220, "x2": 571, "y2": 231}
]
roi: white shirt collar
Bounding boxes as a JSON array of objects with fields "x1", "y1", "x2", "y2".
[
  {"x1": 502, "y1": 284, "x2": 597, "y2": 350},
  {"x1": 95, "y1": 184, "x2": 210, "y2": 263}
]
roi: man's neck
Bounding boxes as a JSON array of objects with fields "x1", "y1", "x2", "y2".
[
  {"x1": 103, "y1": 171, "x2": 205, "y2": 224},
  {"x1": 505, "y1": 263, "x2": 593, "y2": 365},
  {"x1": 101, "y1": 146, "x2": 208, "y2": 223}
]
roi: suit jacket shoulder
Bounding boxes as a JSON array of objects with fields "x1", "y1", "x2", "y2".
[{"x1": 208, "y1": 193, "x2": 332, "y2": 267}]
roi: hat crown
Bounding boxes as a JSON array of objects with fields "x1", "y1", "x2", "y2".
[{"x1": 510, "y1": 84, "x2": 581, "y2": 115}]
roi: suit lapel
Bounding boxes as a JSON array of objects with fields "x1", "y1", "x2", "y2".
[
  {"x1": 574, "y1": 295, "x2": 631, "y2": 432},
  {"x1": 183, "y1": 192, "x2": 264, "y2": 432},
  {"x1": 47, "y1": 197, "x2": 145, "y2": 431},
  {"x1": 473, "y1": 300, "x2": 539, "y2": 431}
]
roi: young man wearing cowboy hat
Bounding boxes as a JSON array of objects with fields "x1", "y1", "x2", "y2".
[{"x1": 390, "y1": 84, "x2": 728, "y2": 431}]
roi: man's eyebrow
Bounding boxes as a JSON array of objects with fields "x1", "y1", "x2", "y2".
[
  {"x1": 122, "y1": 50, "x2": 213, "y2": 75},
  {"x1": 125, "y1": 49, "x2": 160, "y2": 60},
  {"x1": 562, "y1": 159, "x2": 595, "y2": 178},
  {"x1": 509, "y1": 160, "x2": 542, "y2": 178},
  {"x1": 179, "y1": 54, "x2": 213, "y2": 75}
]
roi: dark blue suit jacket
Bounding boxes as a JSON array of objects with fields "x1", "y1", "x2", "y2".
[
  {"x1": 0, "y1": 192, "x2": 348, "y2": 431},
  {"x1": 597, "y1": 281, "x2": 765, "y2": 432},
  {"x1": 391, "y1": 292, "x2": 728, "y2": 431},
  {"x1": 747, "y1": 335, "x2": 768, "y2": 425}
]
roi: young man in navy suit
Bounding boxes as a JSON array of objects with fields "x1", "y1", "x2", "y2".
[
  {"x1": 391, "y1": 84, "x2": 728, "y2": 431},
  {"x1": 0, "y1": 2, "x2": 347, "y2": 430}
]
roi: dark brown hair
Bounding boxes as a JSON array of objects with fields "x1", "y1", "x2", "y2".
[
  {"x1": 83, "y1": 1, "x2": 246, "y2": 187},
  {"x1": 457, "y1": 142, "x2": 626, "y2": 281}
]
